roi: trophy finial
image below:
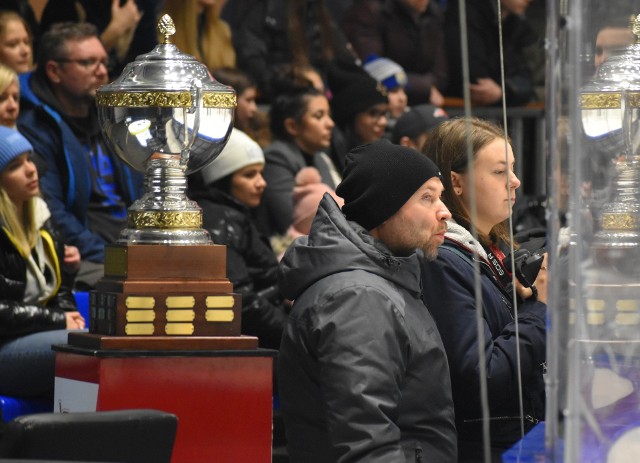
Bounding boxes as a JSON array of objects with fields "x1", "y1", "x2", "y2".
[{"x1": 158, "y1": 14, "x2": 176, "y2": 45}]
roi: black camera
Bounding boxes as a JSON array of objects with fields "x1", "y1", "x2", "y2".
[{"x1": 503, "y1": 248, "x2": 545, "y2": 288}]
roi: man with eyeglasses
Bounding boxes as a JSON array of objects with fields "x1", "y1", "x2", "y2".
[{"x1": 17, "y1": 22, "x2": 142, "y2": 289}]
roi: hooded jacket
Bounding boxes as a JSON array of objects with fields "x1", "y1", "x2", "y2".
[
  {"x1": 421, "y1": 220, "x2": 546, "y2": 458},
  {"x1": 17, "y1": 72, "x2": 142, "y2": 263},
  {"x1": 278, "y1": 195, "x2": 457, "y2": 463}
]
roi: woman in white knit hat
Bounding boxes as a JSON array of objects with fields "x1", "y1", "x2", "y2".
[
  {"x1": 0, "y1": 126, "x2": 85, "y2": 400},
  {"x1": 189, "y1": 128, "x2": 288, "y2": 350}
]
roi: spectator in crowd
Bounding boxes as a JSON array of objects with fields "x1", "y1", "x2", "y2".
[
  {"x1": 0, "y1": 126, "x2": 84, "y2": 399},
  {"x1": 190, "y1": 128, "x2": 287, "y2": 349},
  {"x1": 213, "y1": 66, "x2": 271, "y2": 148},
  {"x1": 362, "y1": 54, "x2": 409, "y2": 138},
  {"x1": 0, "y1": 10, "x2": 33, "y2": 73},
  {"x1": 391, "y1": 103, "x2": 448, "y2": 151},
  {"x1": 593, "y1": 15, "x2": 634, "y2": 72},
  {"x1": 270, "y1": 166, "x2": 343, "y2": 260},
  {"x1": 0, "y1": 63, "x2": 19, "y2": 128},
  {"x1": 0, "y1": 0, "x2": 38, "y2": 55},
  {"x1": 268, "y1": 62, "x2": 326, "y2": 97},
  {"x1": 444, "y1": 0, "x2": 538, "y2": 106},
  {"x1": 278, "y1": 140, "x2": 457, "y2": 462},
  {"x1": 328, "y1": 62, "x2": 389, "y2": 170},
  {"x1": 259, "y1": 86, "x2": 338, "y2": 237},
  {"x1": 18, "y1": 22, "x2": 142, "y2": 289},
  {"x1": 39, "y1": 0, "x2": 152, "y2": 77},
  {"x1": 232, "y1": 0, "x2": 359, "y2": 102},
  {"x1": 342, "y1": 0, "x2": 448, "y2": 106},
  {"x1": 421, "y1": 117, "x2": 547, "y2": 461},
  {"x1": 0, "y1": 63, "x2": 82, "y2": 272},
  {"x1": 161, "y1": 0, "x2": 235, "y2": 73}
]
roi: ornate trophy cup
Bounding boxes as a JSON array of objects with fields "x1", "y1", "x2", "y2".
[{"x1": 72, "y1": 16, "x2": 256, "y2": 349}]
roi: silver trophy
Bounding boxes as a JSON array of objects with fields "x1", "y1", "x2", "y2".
[{"x1": 96, "y1": 15, "x2": 235, "y2": 245}]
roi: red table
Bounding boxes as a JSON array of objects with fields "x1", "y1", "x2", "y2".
[{"x1": 54, "y1": 344, "x2": 275, "y2": 463}]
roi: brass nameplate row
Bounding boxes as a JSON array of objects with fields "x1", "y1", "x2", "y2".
[
  {"x1": 90, "y1": 291, "x2": 240, "y2": 337},
  {"x1": 568, "y1": 298, "x2": 640, "y2": 325},
  {"x1": 96, "y1": 90, "x2": 237, "y2": 109},
  {"x1": 581, "y1": 92, "x2": 640, "y2": 109}
]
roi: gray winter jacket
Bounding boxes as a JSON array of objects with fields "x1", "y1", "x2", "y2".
[{"x1": 278, "y1": 195, "x2": 457, "y2": 463}]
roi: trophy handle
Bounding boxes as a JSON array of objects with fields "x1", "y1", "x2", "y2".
[{"x1": 180, "y1": 78, "x2": 203, "y2": 166}]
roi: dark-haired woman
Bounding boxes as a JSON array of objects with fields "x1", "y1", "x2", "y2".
[{"x1": 260, "y1": 86, "x2": 339, "y2": 237}]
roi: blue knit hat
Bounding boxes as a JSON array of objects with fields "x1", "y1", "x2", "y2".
[
  {"x1": 363, "y1": 54, "x2": 408, "y2": 91},
  {"x1": 0, "y1": 126, "x2": 33, "y2": 172}
]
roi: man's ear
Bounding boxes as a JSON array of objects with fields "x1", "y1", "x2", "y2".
[
  {"x1": 45, "y1": 60, "x2": 62, "y2": 84},
  {"x1": 451, "y1": 172, "x2": 463, "y2": 195}
]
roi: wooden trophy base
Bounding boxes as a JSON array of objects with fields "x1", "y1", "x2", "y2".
[{"x1": 76, "y1": 242, "x2": 258, "y2": 351}]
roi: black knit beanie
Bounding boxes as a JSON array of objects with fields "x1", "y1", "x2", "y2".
[
  {"x1": 328, "y1": 63, "x2": 388, "y2": 127},
  {"x1": 336, "y1": 140, "x2": 442, "y2": 231}
]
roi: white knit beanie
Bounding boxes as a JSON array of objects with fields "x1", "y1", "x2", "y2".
[{"x1": 201, "y1": 128, "x2": 265, "y2": 184}]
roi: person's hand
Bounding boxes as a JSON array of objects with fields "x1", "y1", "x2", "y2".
[
  {"x1": 469, "y1": 78, "x2": 502, "y2": 106},
  {"x1": 110, "y1": 0, "x2": 142, "y2": 36},
  {"x1": 63, "y1": 245, "x2": 81, "y2": 272},
  {"x1": 65, "y1": 312, "x2": 86, "y2": 330},
  {"x1": 429, "y1": 86, "x2": 445, "y2": 107}
]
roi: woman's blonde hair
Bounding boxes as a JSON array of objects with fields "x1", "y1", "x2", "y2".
[
  {"x1": 422, "y1": 117, "x2": 514, "y2": 247},
  {"x1": 162, "y1": 0, "x2": 236, "y2": 72},
  {"x1": 0, "y1": 62, "x2": 18, "y2": 94},
  {"x1": 0, "y1": 186, "x2": 37, "y2": 256}
]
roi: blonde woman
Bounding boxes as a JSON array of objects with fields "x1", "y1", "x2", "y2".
[
  {"x1": 161, "y1": 0, "x2": 235, "y2": 72},
  {"x1": 0, "y1": 10, "x2": 33, "y2": 73},
  {"x1": 0, "y1": 126, "x2": 84, "y2": 399}
]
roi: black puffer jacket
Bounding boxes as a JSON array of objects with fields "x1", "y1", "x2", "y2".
[
  {"x1": 278, "y1": 195, "x2": 457, "y2": 462},
  {"x1": 192, "y1": 188, "x2": 287, "y2": 349},
  {"x1": 0, "y1": 211, "x2": 76, "y2": 343}
]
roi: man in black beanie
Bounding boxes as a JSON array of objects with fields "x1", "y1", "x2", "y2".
[{"x1": 278, "y1": 140, "x2": 457, "y2": 462}]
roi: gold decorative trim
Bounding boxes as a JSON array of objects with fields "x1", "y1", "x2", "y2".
[
  {"x1": 205, "y1": 296, "x2": 234, "y2": 308},
  {"x1": 126, "y1": 296, "x2": 155, "y2": 309},
  {"x1": 601, "y1": 213, "x2": 639, "y2": 230},
  {"x1": 96, "y1": 91, "x2": 235, "y2": 108},
  {"x1": 96, "y1": 91, "x2": 192, "y2": 108},
  {"x1": 125, "y1": 323, "x2": 155, "y2": 335},
  {"x1": 128, "y1": 210, "x2": 201, "y2": 229},
  {"x1": 581, "y1": 92, "x2": 640, "y2": 109},
  {"x1": 203, "y1": 92, "x2": 236, "y2": 108},
  {"x1": 126, "y1": 310, "x2": 156, "y2": 322},
  {"x1": 166, "y1": 310, "x2": 195, "y2": 322},
  {"x1": 205, "y1": 310, "x2": 234, "y2": 322},
  {"x1": 166, "y1": 296, "x2": 195, "y2": 308},
  {"x1": 165, "y1": 323, "x2": 194, "y2": 335}
]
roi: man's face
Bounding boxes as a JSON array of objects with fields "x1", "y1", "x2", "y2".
[
  {"x1": 49, "y1": 37, "x2": 109, "y2": 101},
  {"x1": 373, "y1": 177, "x2": 451, "y2": 260}
]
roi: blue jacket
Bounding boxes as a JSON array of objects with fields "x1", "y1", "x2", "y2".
[
  {"x1": 421, "y1": 221, "x2": 546, "y2": 457},
  {"x1": 17, "y1": 72, "x2": 142, "y2": 263}
]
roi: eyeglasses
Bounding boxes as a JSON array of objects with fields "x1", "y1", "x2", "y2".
[
  {"x1": 366, "y1": 107, "x2": 388, "y2": 121},
  {"x1": 55, "y1": 57, "x2": 109, "y2": 71}
]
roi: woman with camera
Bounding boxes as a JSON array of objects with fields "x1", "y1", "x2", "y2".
[{"x1": 420, "y1": 117, "x2": 547, "y2": 462}]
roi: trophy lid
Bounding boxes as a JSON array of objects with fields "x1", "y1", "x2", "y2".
[{"x1": 96, "y1": 15, "x2": 235, "y2": 109}]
